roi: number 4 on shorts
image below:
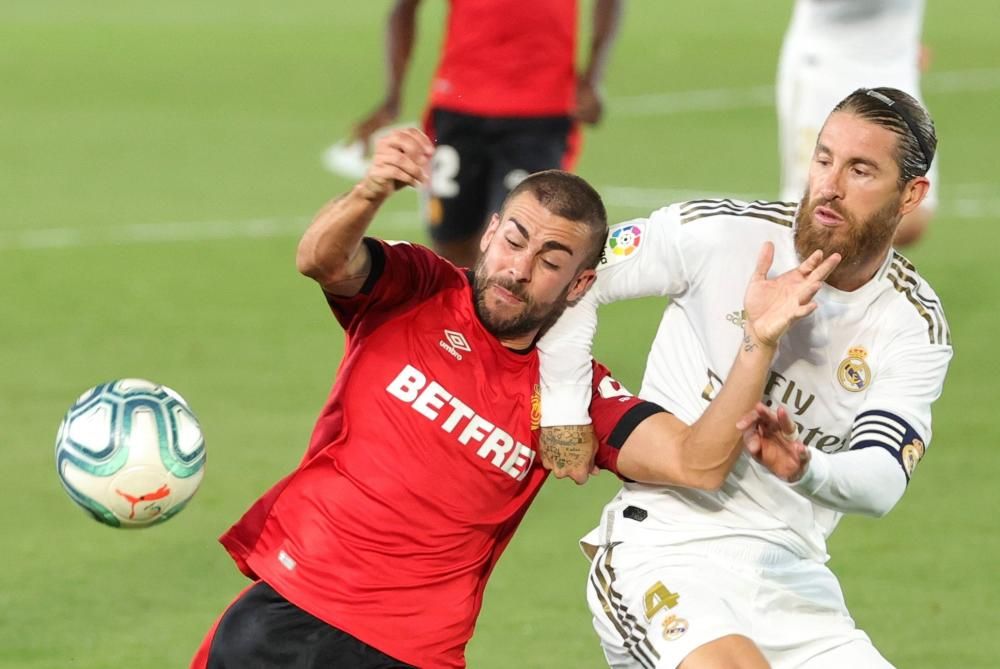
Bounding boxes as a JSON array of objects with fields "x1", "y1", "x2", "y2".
[{"x1": 643, "y1": 581, "x2": 680, "y2": 620}]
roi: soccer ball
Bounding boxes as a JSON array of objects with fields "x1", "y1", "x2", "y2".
[{"x1": 55, "y1": 379, "x2": 206, "y2": 528}]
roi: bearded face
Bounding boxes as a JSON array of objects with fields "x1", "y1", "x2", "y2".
[
  {"x1": 471, "y1": 259, "x2": 573, "y2": 341},
  {"x1": 794, "y1": 186, "x2": 902, "y2": 275}
]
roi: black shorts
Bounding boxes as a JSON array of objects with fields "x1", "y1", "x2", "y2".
[
  {"x1": 207, "y1": 581, "x2": 416, "y2": 669},
  {"x1": 424, "y1": 108, "x2": 576, "y2": 243}
]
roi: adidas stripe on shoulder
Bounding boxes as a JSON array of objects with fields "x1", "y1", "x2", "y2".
[{"x1": 679, "y1": 199, "x2": 797, "y2": 228}]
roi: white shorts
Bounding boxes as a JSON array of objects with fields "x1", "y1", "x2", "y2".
[
  {"x1": 585, "y1": 537, "x2": 894, "y2": 668},
  {"x1": 776, "y1": 38, "x2": 939, "y2": 208}
]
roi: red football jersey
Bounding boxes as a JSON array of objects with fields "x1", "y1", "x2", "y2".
[
  {"x1": 215, "y1": 240, "x2": 657, "y2": 668},
  {"x1": 429, "y1": 0, "x2": 578, "y2": 117}
]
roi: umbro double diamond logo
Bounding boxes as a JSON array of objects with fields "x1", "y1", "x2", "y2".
[
  {"x1": 444, "y1": 330, "x2": 471, "y2": 352},
  {"x1": 440, "y1": 329, "x2": 471, "y2": 361}
]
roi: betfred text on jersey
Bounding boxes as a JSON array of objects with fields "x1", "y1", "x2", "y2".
[{"x1": 386, "y1": 364, "x2": 536, "y2": 480}]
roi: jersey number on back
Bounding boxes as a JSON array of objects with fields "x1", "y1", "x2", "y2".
[{"x1": 431, "y1": 145, "x2": 461, "y2": 197}]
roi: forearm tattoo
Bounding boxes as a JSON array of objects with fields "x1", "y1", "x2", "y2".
[{"x1": 540, "y1": 425, "x2": 594, "y2": 469}]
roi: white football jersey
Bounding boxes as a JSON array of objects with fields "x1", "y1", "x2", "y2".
[
  {"x1": 544, "y1": 200, "x2": 952, "y2": 561},
  {"x1": 776, "y1": 0, "x2": 936, "y2": 206},
  {"x1": 786, "y1": 0, "x2": 924, "y2": 60}
]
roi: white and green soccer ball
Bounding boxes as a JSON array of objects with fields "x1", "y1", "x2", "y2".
[{"x1": 55, "y1": 379, "x2": 206, "y2": 528}]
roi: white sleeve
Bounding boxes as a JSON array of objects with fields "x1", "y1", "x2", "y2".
[
  {"x1": 849, "y1": 337, "x2": 952, "y2": 482},
  {"x1": 792, "y1": 332, "x2": 952, "y2": 516},
  {"x1": 538, "y1": 205, "x2": 691, "y2": 426},
  {"x1": 537, "y1": 288, "x2": 600, "y2": 426},
  {"x1": 790, "y1": 447, "x2": 906, "y2": 517}
]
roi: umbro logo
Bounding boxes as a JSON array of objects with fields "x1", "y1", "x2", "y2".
[
  {"x1": 440, "y1": 329, "x2": 471, "y2": 361},
  {"x1": 726, "y1": 309, "x2": 747, "y2": 328},
  {"x1": 444, "y1": 329, "x2": 471, "y2": 352}
]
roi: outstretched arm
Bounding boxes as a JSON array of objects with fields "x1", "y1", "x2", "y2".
[
  {"x1": 297, "y1": 128, "x2": 434, "y2": 296},
  {"x1": 615, "y1": 244, "x2": 841, "y2": 488}
]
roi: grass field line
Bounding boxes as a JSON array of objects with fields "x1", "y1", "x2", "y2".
[
  {"x1": 2, "y1": 182, "x2": 996, "y2": 251},
  {"x1": 612, "y1": 66, "x2": 1000, "y2": 116},
  {"x1": 0, "y1": 213, "x2": 423, "y2": 251}
]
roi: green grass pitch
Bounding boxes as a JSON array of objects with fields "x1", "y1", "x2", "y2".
[{"x1": 2, "y1": 1, "x2": 998, "y2": 667}]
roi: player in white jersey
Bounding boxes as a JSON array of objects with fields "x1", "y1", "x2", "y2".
[
  {"x1": 777, "y1": 0, "x2": 937, "y2": 246},
  {"x1": 539, "y1": 87, "x2": 951, "y2": 668}
]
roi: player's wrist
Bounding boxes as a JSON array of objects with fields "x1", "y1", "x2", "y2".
[
  {"x1": 788, "y1": 447, "x2": 828, "y2": 491},
  {"x1": 353, "y1": 180, "x2": 392, "y2": 204},
  {"x1": 740, "y1": 324, "x2": 778, "y2": 357}
]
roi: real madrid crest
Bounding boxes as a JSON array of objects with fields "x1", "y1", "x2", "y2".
[
  {"x1": 837, "y1": 346, "x2": 871, "y2": 392},
  {"x1": 662, "y1": 614, "x2": 689, "y2": 641}
]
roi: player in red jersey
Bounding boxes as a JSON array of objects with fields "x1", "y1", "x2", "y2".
[
  {"x1": 190, "y1": 128, "x2": 838, "y2": 668},
  {"x1": 352, "y1": 0, "x2": 624, "y2": 268}
]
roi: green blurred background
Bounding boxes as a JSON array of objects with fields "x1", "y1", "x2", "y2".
[{"x1": 2, "y1": 1, "x2": 997, "y2": 667}]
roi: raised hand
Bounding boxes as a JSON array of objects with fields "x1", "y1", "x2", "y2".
[
  {"x1": 737, "y1": 403, "x2": 810, "y2": 482},
  {"x1": 743, "y1": 243, "x2": 841, "y2": 347},
  {"x1": 357, "y1": 128, "x2": 435, "y2": 202}
]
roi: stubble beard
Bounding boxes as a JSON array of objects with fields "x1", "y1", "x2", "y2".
[{"x1": 472, "y1": 261, "x2": 571, "y2": 341}]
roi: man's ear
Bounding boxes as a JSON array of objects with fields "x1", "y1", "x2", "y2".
[
  {"x1": 480, "y1": 213, "x2": 501, "y2": 253},
  {"x1": 567, "y1": 268, "x2": 597, "y2": 303},
  {"x1": 900, "y1": 176, "x2": 930, "y2": 218}
]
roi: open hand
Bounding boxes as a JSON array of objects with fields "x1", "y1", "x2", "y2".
[
  {"x1": 737, "y1": 403, "x2": 810, "y2": 482},
  {"x1": 357, "y1": 128, "x2": 434, "y2": 201},
  {"x1": 743, "y1": 243, "x2": 841, "y2": 347}
]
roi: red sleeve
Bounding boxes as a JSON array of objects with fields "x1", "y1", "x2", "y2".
[
  {"x1": 589, "y1": 362, "x2": 666, "y2": 476},
  {"x1": 323, "y1": 238, "x2": 463, "y2": 332}
]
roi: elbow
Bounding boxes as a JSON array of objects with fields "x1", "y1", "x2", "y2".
[
  {"x1": 685, "y1": 470, "x2": 727, "y2": 492},
  {"x1": 677, "y1": 446, "x2": 730, "y2": 491},
  {"x1": 295, "y1": 243, "x2": 323, "y2": 279},
  {"x1": 866, "y1": 497, "x2": 900, "y2": 519},
  {"x1": 702, "y1": 473, "x2": 727, "y2": 492},
  {"x1": 296, "y1": 241, "x2": 348, "y2": 284}
]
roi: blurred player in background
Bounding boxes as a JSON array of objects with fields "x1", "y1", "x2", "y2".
[
  {"x1": 777, "y1": 0, "x2": 937, "y2": 246},
  {"x1": 190, "y1": 127, "x2": 837, "y2": 669},
  {"x1": 351, "y1": 0, "x2": 624, "y2": 267},
  {"x1": 541, "y1": 87, "x2": 951, "y2": 667}
]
